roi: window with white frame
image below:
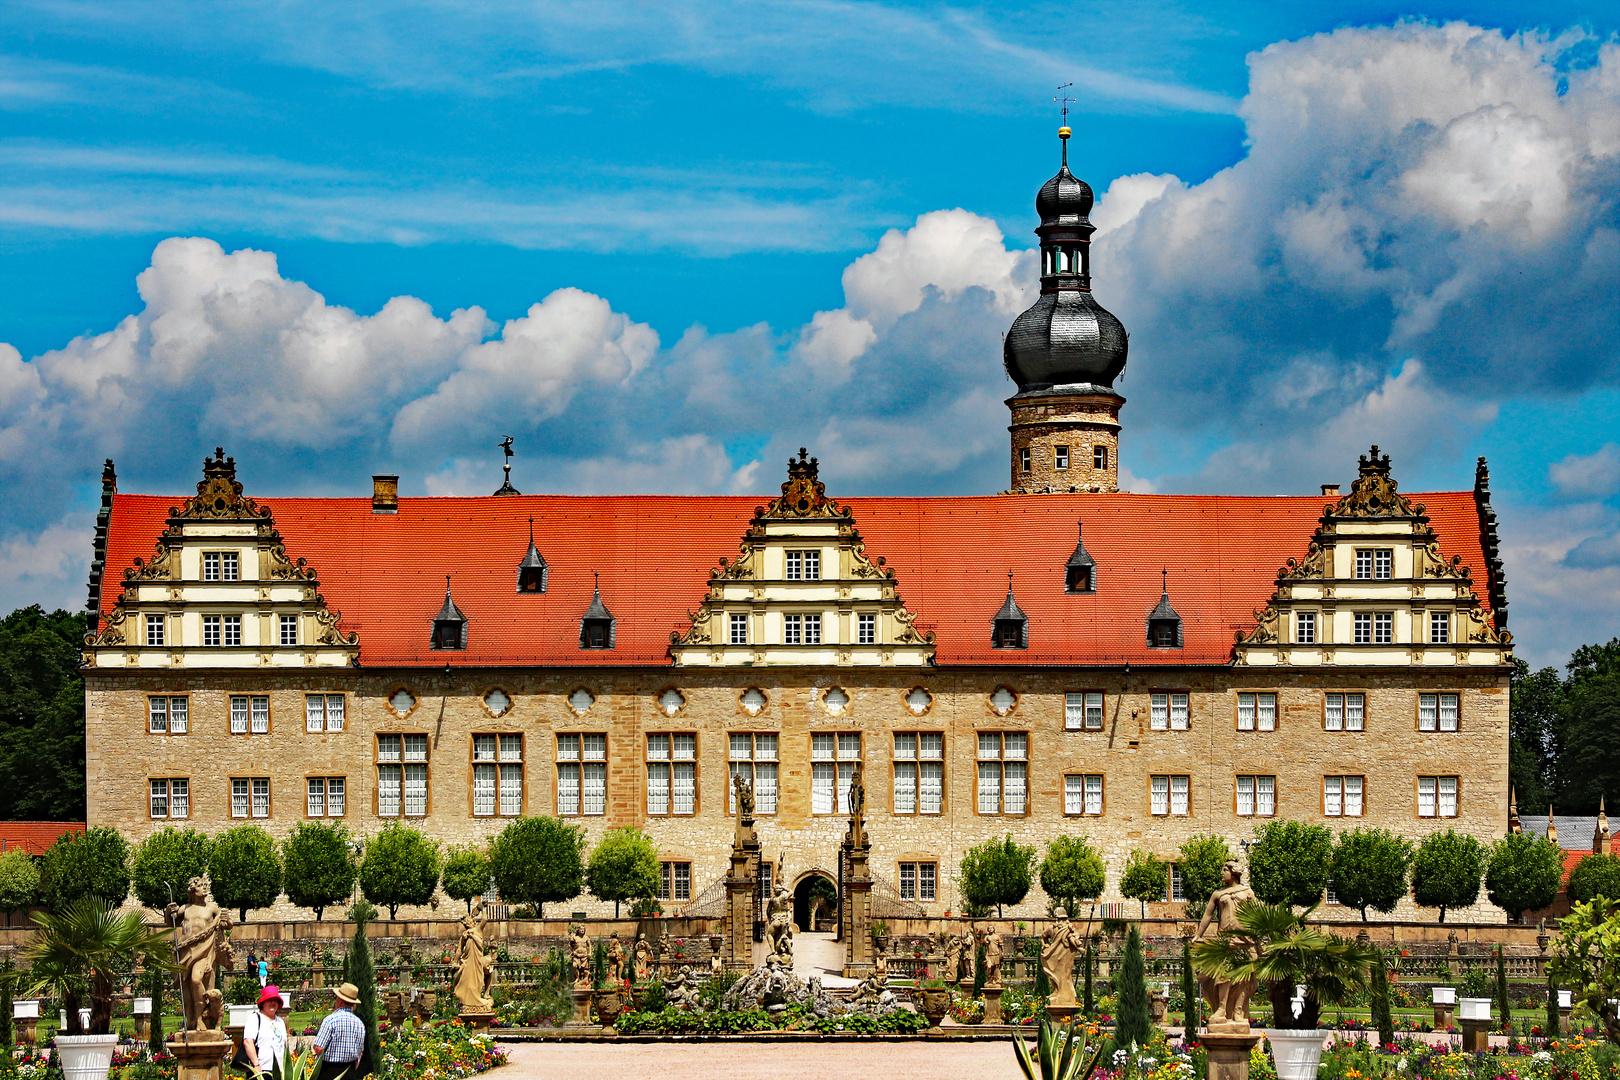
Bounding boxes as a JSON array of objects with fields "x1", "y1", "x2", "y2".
[
  {"x1": 783, "y1": 613, "x2": 822, "y2": 645},
  {"x1": 231, "y1": 777, "x2": 270, "y2": 819},
  {"x1": 893, "y1": 732, "x2": 943, "y2": 815},
  {"x1": 1324, "y1": 776, "x2": 1365, "y2": 817},
  {"x1": 230, "y1": 695, "x2": 270, "y2": 734},
  {"x1": 785, "y1": 550, "x2": 821, "y2": 581},
  {"x1": 1236, "y1": 775, "x2": 1276, "y2": 817},
  {"x1": 1325, "y1": 692, "x2": 1365, "y2": 731},
  {"x1": 1151, "y1": 775, "x2": 1190, "y2": 816},
  {"x1": 150, "y1": 778, "x2": 188, "y2": 819},
  {"x1": 1430, "y1": 611, "x2": 1451, "y2": 644},
  {"x1": 857, "y1": 612, "x2": 876, "y2": 645},
  {"x1": 1020, "y1": 448, "x2": 1031, "y2": 472},
  {"x1": 307, "y1": 777, "x2": 345, "y2": 817},
  {"x1": 646, "y1": 733, "x2": 696, "y2": 816},
  {"x1": 899, "y1": 861, "x2": 937, "y2": 902},
  {"x1": 1419, "y1": 693, "x2": 1460, "y2": 732},
  {"x1": 203, "y1": 551, "x2": 240, "y2": 582},
  {"x1": 729, "y1": 613, "x2": 748, "y2": 645},
  {"x1": 305, "y1": 694, "x2": 345, "y2": 732},
  {"x1": 556, "y1": 733, "x2": 606, "y2": 816},
  {"x1": 1353, "y1": 613, "x2": 1373, "y2": 644},
  {"x1": 729, "y1": 732, "x2": 779, "y2": 814},
  {"x1": 1418, "y1": 776, "x2": 1459, "y2": 818},
  {"x1": 976, "y1": 732, "x2": 1027, "y2": 814},
  {"x1": 1150, "y1": 692, "x2": 1190, "y2": 731},
  {"x1": 1094, "y1": 445, "x2": 1109, "y2": 470},
  {"x1": 378, "y1": 734, "x2": 429, "y2": 817},
  {"x1": 1055, "y1": 445, "x2": 1070, "y2": 470},
  {"x1": 148, "y1": 696, "x2": 188, "y2": 734},
  {"x1": 1064, "y1": 774, "x2": 1103, "y2": 816},
  {"x1": 659, "y1": 862, "x2": 692, "y2": 902},
  {"x1": 146, "y1": 614, "x2": 165, "y2": 647},
  {"x1": 1354, "y1": 548, "x2": 1393, "y2": 580},
  {"x1": 1237, "y1": 692, "x2": 1277, "y2": 731},
  {"x1": 812, "y1": 732, "x2": 862, "y2": 814},
  {"x1": 473, "y1": 734, "x2": 524, "y2": 817},
  {"x1": 203, "y1": 615, "x2": 221, "y2": 647},
  {"x1": 1170, "y1": 863, "x2": 1185, "y2": 902},
  {"x1": 1296, "y1": 611, "x2": 1316, "y2": 644},
  {"x1": 280, "y1": 615, "x2": 298, "y2": 646},
  {"x1": 1065, "y1": 692, "x2": 1104, "y2": 730},
  {"x1": 1374, "y1": 612, "x2": 1392, "y2": 644}
]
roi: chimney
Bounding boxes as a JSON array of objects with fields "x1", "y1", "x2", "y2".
[
  {"x1": 373, "y1": 474, "x2": 399, "y2": 514},
  {"x1": 1321, "y1": 484, "x2": 1341, "y2": 497}
]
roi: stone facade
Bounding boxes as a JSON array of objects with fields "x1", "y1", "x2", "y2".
[{"x1": 1006, "y1": 388, "x2": 1122, "y2": 494}]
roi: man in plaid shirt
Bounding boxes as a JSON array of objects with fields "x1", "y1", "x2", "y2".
[{"x1": 312, "y1": 982, "x2": 368, "y2": 1080}]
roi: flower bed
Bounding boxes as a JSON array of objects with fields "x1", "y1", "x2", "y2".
[
  {"x1": 375, "y1": 1019, "x2": 508, "y2": 1080},
  {"x1": 615, "y1": 1005, "x2": 928, "y2": 1036}
]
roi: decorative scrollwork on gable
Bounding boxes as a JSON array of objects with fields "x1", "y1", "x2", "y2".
[
  {"x1": 892, "y1": 606, "x2": 935, "y2": 646},
  {"x1": 267, "y1": 535, "x2": 317, "y2": 581},
  {"x1": 314, "y1": 607, "x2": 359, "y2": 646},
  {"x1": 124, "y1": 542, "x2": 178, "y2": 582},
  {"x1": 1328, "y1": 444, "x2": 1422, "y2": 519},
  {"x1": 1278, "y1": 540, "x2": 1327, "y2": 580},
  {"x1": 849, "y1": 541, "x2": 895, "y2": 581},
  {"x1": 710, "y1": 544, "x2": 756, "y2": 581},
  {"x1": 1236, "y1": 605, "x2": 1282, "y2": 645},
  {"x1": 670, "y1": 607, "x2": 717, "y2": 646},
  {"x1": 1458, "y1": 606, "x2": 1510, "y2": 645},
  {"x1": 759, "y1": 448, "x2": 849, "y2": 519},
  {"x1": 1414, "y1": 538, "x2": 1471, "y2": 580},
  {"x1": 171, "y1": 447, "x2": 272, "y2": 521},
  {"x1": 84, "y1": 607, "x2": 127, "y2": 648}
]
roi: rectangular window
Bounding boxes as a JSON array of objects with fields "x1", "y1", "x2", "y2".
[
  {"x1": 1170, "y1": 864, "x2": 1185, "y2": 902},
  {"x1": 1419, "y1": 693, "x2": 1460, "y2": 731},
  {"x1": 1419, "y1": 776, "x2": 1459, "y2": 818},
  {"x1": 1150, "y1": 692, "x2": 1190, "y2": 731},
  {"x1": 307, "y1": 777, "x2": 345, "y2": 817},
  {"x1": 729, "y1": 613, "x2": 748, "y2": 645},
  {"x1": 1019, "y1": 448, "x2": 1031, "y2": 473},
  {"x1": 204, "y1": 552, "x2": 219, "y2": 581},
  {"x1": 898, "y1": 861, "x2": 937, "y2": 902},
  {"x1": 1431, "y1": 611, "x2": 1451, "y2": 644},
  {"x1": 378, "y1": 734, "x2": 428, "y2": 817},
  {"x1": 230, "y1": 778, "x2": 270, "y2": 818},
  {"x1": 1324, "y1": 776, "x2": 1365, "y2": 817},
  {"x1": 148, "y1": 695, "x2": 187, "y2": 734},
  {"x1": 976, "y1": 732, "x2": 1028, "y2": 815},
  {"x1": 1236, "y1": 775, "x2": 1276, "y2": 817},
  {"x1": 223, "y1": 615, "x2": 241, "y2": 646},
  {"x1": 556, "y1": 733, "x2": 606, "y2": 816},
  {"x1": 472, "y1": 735, "x2": 524, "y2": 816},
  {"x1": 1055, "y1": 445, "x2": 1070, "y2": 470},
  {"x1": 1374, "y1": 612, "x2": 1392, "y2": 644},
  {"x1": 279, "y1": 615, "x2": 298, "y2": 646},
  {"x1": 230, "y1": 695, "x2": 269, "y2": 734},
  {"x1": 1151, "y1": 775, "x2": 1190, "y2": 816},
  {"x1": 1353, "y1": 613, "x2": 1372, "y2": 644},
  {"x1": 305, "y1": 694, "x2": 345, "y2": 733},
  {"x1": 1094, "y1": 445, "x2": 1108, "y2": 470},
  {"x1": 1296, "y1": 611, "x2": 1316, "y2": 644},
  {"x1": 1065, "y1": 691, "x2": 1104, "y2": 730},
  {"x1": 645, "y1": 732, "x2": 697, "y2": 816},
  {"x1": 784, "y1": 550, "x2": 821, "y2": 581},
  {"x1": 1354, "y1": 549, "x2": 1393, "y2": 579},
  {"x1": 203, "y1": 551, "x2": 240, "y2": 582},
  {"x1": 812, "y1": 732, "x2": 862, "y2": 814},
  {"x1": 1325, "y1": 692, "x2": 1365, "y2": 731},
  {"x1": 150, "y1": 778, "x2": 189, "y2": 819},
  {"x1": 893, "y1": 732, "x2": 944, "y2": 815},
  {"x1": 146, "y1": 614, "x2": 165, "y2": 647},
  {"x1": 203, "y1": 615, "x2": 221, "y2": 647},
  {"x1": 1237, "y1": 692, "x2": 1278, "y2": 731},
  {"x1": 857, "y1": 612, "x2": 876, "y2": 645},
  {"x1": 729, "y1": 732, "x2": 779, "y2": 814},
  {"x1": 657, "y1": 862, "x2": 692, "y2": 903},
  {"x1": 1064, "y1": 774, "x2": 1104, "y2": 816}
]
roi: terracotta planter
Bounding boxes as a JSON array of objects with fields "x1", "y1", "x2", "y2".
[{"x1": 1265, "y1": 1029, "x2": 1329, "y2": 1080}]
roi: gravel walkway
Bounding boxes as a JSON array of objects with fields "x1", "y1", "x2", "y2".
[{"x1": 498, "y1": 1038, "x2": 1029, "y2": 1079}]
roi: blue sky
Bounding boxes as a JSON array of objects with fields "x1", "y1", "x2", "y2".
[{"x1": 1, "y1": 0, "x2": 1617, "y2": 667}]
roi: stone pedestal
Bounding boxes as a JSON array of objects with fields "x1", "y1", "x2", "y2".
[
  {"x1": 842, "y1": 844, "x2": 874, "y2": 979},
  {"x1": 1150, "y1": 989, "x2": 1168, "y2": 1024},
  {"x1": 1045, "y1": 1003, "x2": 1081, "y2": 1026},
  {"x1": 134, "y1": 1016, "x2": 151, "y2": 1040},
  {"x1": 983, "y1": 984, "x2": 1004, "y2": 1024},
  {"x1": 15, "y1": 1017, "x2": 36, "y2": 1048},
  {"x1": 1202, "y1": 1032, "x2": 1263, "y2": 1080},
  {"x1": 457, "y1": 1011, "x2": 494, "y2": 1034},
  {"x1": 1433, "y1": 1005, "x2": 1454, "y2": 1029},
  {"x1": 958, "y1": 975, "x2": 974, "y2": 998},
  {"x1": 568, "y1": 986, "x2": 594, "y2": 1026},
  {"x1": 225, "y1": 1025, "x2": 245, "y2": 1061},
  {"x1": 1460, "y1": 1018, "x2": 1491, "y2": 1052},
  {"x1": 725, "y1": 839, "x2": 759, "y2": 973},
  {"x1": 168, "y1": 1032, "x2": 232, "y2": 1080}
]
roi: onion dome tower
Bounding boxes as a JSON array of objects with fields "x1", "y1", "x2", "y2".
[{"x1": 1004, "y1": 123, "x2": 1127, "y2": 494}]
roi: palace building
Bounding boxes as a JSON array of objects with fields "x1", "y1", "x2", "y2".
[{"x1": 81, "y1": 129, "x2": 1514, "y2": 922}]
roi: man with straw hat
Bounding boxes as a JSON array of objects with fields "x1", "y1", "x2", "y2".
[{"x1": 311, "y1": 982, "x2": 367, "y2": 1080}]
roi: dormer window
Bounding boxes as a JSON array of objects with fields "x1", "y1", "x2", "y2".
[
  {"x1": 516, "y1": 520, "x2": 548, "y2": 594},
  {"x1": 431, "y1": 577, "x2": 467, "y2": 651},
  {"x1": 1065, "y1": 522, "x2": 1096, "y2": 594},
  {"x1": 1146, "y1": 575, "x2": 1183, "y2": 649},
  {"x1": 580, "y1": 576, "x2": 615, "y2": 650},
  {"x1": 203, "y1": 551, "x2": 239, "y2": 582},
  {"x1": 991, "y1": 573, "x2": 1028, "y2": 650}
]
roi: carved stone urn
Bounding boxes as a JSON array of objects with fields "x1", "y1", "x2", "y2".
[{"x1": 919, "y1": 989, "x2": 951, "y2": 1033}]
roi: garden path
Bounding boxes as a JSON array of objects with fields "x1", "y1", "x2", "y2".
[{"x1": 498, "y1": 1039, "x2": 1026, "y2": 1079}]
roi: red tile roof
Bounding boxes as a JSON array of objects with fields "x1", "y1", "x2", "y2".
[
  {"x1": 0, "y1": 821, "x2": 84, "y2": 855},
  {"x1": 100, "y1": 490, "x2": 1492, "y2": 668}
]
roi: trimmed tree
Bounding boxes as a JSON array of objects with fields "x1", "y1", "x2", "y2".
[
  {"x1": 1496, "y1": 946, "x2": 1512, "y2": 1030},
  {"x1": 1181, "y1": 936, "x2": 1199, "y2": 1031},
  {"x1": 441, "y1": 845, "x2": 491, "y2": 914},
  {"x1": 131, "y1": 827, "x2": 213, "y2": 911},
  {"x1": 39, "y1": 826, "x2": 129, "y2": 910},
  {"x1": 282, "y1": 821, "x2": 358, "y2": 921},
  {"x1": 1370, "y1": 949, "x2": 1394, "y2": 1045},
  {"x1": 1412, "y1": 829, "x2": 1486, "y2": 923},
  {"x1": 489, "y1": 816, "x2": 584, "y2": 918},
  {"x1": 209, "y1": 825, "x2": 283, "y2": 923},
  {"x1": 1548, "y1": 897, "x2": 1620, "y2": 1044},
  {"x1": 1120, "y1": 850, "x2": 1170, "y2": 915},
  {"x1": 346, "y1": 900, "x2": 380, "y2": 1070},
  {"x1": 1115, "y1": 923, "x2": 1151, "y2": 1048},
  {"x1": 1569, "y1": 853, "x2": 1620, "y2": 904},
  {"x1": 1177, "y1": 835, "x2": 1232, "y2": 919},
  {"x1": 1039, "y1": 836, "x2": 1106, "y2": 918},
  {"x1": 0, "y1": 848, "x2": 40, "y2": 926},
  {"x1": 959, "y1": 835, "x2": 1036, "y2": 917},
  {"x1": 1331, "y1": 827, "x2": 1415, "y2": 922},
  {"x1": 586, "y1": 828, "x2": 661, "y2": 918},
  {"x1": 1485, "y1": 832, "x2": 1566, "y2": 923},
  {"x1": 1249, "y1": 820, "x2": 1334, "y2": 909},
  {"x1": 359, "y1": 822, "x2": 441, "y2": 920},
  {"x1": 147, "y1": 963, "x2": 165, "y2": 1055}
]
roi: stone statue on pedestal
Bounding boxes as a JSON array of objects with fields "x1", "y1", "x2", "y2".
[
  {"x1": 733, "y1": 773, "x2": 756, "y2": 848},
  {"x1": 607, "y1": 933, "x2": 627, "y2": 985},
  {"x1": 978, "y1": 924, "x2": 1003, "y2": 985},
  {"x1": 452, "y1": 897, "x2": 495, "y2": 1011},
  {"x1": 568, "y1": 923, "x2": 592, "y2": 989},
  {"x1": 942, "y1": 926, "x2": 965, "y2": 983},
  {"x1": 633, "y1": 933, "x2": 654, "y2": 981},
  {"x1": 846, "y1": 763, "x2": 867, "y2": 849},
  {"x1": 1194, "y1": 860, "x2": 1259, "y2": 1034},
  {"x1": 766, "y1": 883, "x2": 794, "y2": 967},
  {"x1": 165, "y1": 878, "x2": 234, "y2": 1031},
  {"x1": 1041, "y1": 911, "x2": 1084, "y2": 1008}
]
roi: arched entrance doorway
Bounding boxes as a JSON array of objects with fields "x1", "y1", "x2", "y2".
[{"x1": 793, "y1": 872, "x2": 838, "y2": 932}]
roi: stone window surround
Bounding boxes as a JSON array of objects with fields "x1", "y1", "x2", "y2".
[
  {"x1": 376, "y1": 731, "x2": 432, "y2": 818},
  {"x1": 974, "y1": 729, "x2": 1029, "y2": 817},
  {"x1": 1415, "y1": 691, "x2": 1462, "y2": 732},
  {"x1": 1322, "y1": 691, "x2": 1367, "y2": 732},
  {"x1": 728, "y1": 729, "x2": 779, "y2": 816},
  {"x1": 1062, "y1": 772, "x2": 1104, "y2": 816},
  {"x1": 1322, "y1": 774, "x2": 1366, "y2": 817},
  {"x1": 229, "y1": 776, "x2": 273, "y2": 819},
  {"x1": 891, "y1": 730, "x2": 945, "y2": 816},
  {"x1": 896, "y1": 860, "x2": 938, "y2": 903},
  {"x1": 479, "y1": 687, "x2": 515, "y2": 720},
  {"x1": 469, "y1": 732, "x2": 525, "y2": 818},
  {"x1": 384, "y1": 686, "x2": 420, "y2": 720},
  {"x1": 305, "y1": 692, "x2": 347, "y2": 733},
  {"x1": 644, "y1": 731, "x2": 699, "y2": 817},
  {"x1": 147, "y1": 694, "x2": 190, "y2": 735},
  {"x1": 228, "y1": 694, "x2": 272, "y2": 736},
  {"x1": 148, "y1": 777, "x2": 190, "y2": 820},
  {"x1": 1149, "y1": 774, "x2": 1191, "y2": 816},
  {"x1": 554, "y1": 730, "x2": 607, "y2": 817},
  {"x1": 1148, "y1": 690, "x2": 1192, "y2": 731},
  {"x1": 810, "y1": 730, "x2": 863, "y2": 815},
  {"x1": 1064, "y1": 690, "x2": 1106, "y2": 731},
  {"x1": 1416, "y1": 774, "x2": 1461, "y2": 818},
  {"x1": 658, "y1": 860, "x2": 692, "y2": 902},
  {"x1": 305, "y1": 775, "x2": 347, "y2": 819},
  {"x1": 1232, "y1": 690, "x2": 1279, "y2": 732},
  {"x1": 1234, "y1": 774, "x2": 1277, "y2": 817}
]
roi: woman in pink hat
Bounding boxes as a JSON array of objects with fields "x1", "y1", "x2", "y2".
[{"x1": 243, "y1": 985, "x2": 288, "y2": 1079}]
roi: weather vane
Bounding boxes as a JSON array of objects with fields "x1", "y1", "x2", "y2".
[
  {"x1": 1054, "y1": 83, "x2": 1075, "y2": 127},
  {"x1": 494, "y1": 436, "x2": 519, "y2": 496}
]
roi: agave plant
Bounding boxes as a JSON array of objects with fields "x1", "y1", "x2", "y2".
[
  {"x1": 1189, "y1": 900, "x2": 1380, "y2": 1030},
  {"x1": 1013, "y1": 1016, "x2": 1105, "y2": 1080},
  {"x1": 272, "y1": 1045, "x2": 326, "y2": 1080},
  {"x1": 26, "y1": 897, "x2": 174, "y2": 1035}
]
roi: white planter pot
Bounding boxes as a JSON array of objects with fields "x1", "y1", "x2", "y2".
[
  {"x1": 227, "y1": 1004, "x2": 257, "y2": 1028},
  {"x1": 1458, "y1": 998, "x2": 1493, "y2": 1021},
  {"x1": 14, "y1": 1000, "x2": 39, "y2": 1020},
  {"x1": 132, "y1": 998, "x2": 151, "y2": 1017},
  {"x1": 1558, "y1": 990, "x2": 1573, "y2": 1009},
  {"x1": 1431, "y1": 987, "x2": 1456, "y2": 1006},
  {"x1": 55, "y1": 1032, "x2": 119, "y2": 1080},
  {"x1": 58, "y1": 1009, "x2": 93, "y2": 1030},
  {"x1": 1266, "y1": 1029, "x2": 1330, "y2": 1080}
]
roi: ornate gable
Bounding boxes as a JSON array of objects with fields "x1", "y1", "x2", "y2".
[
  {"x1": 1235, "y1": 445, "x2": 1511, "y2": 668},
  {"x1": 670, "y1": 449, "x2": 935, "y2": 667},
  {"x1": 85, "y1": 448, "x2": 359, "y2": 668}
]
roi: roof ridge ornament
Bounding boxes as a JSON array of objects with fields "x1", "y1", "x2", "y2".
[
  {"x1": 171, "y1": 446, "x2": 270, "y2": 521},
  {"x1": 494, "y1": 436, "x2": 520, "y2": 496},
  {"x1": 758, "y1": 447, "x2": 850, "y2": 520},
  {"x1": 1326, "y1": 444, "x2": 1423, "y2": 520}
]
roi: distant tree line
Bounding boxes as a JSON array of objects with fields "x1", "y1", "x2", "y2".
[
  {"x1": 1511, "y1": 637, "x2": 1620, "y2": 814},
  {"x1": 0, "y1": 607, "x2": 87, "y2": 820}
]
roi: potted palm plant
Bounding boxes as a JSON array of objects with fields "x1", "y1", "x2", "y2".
[
  {"x1": 28, "y1": 897, "x2": 173, "y2": 1080},
  {"x1": 1191, "y1": 901, "x2": 1379, "y2": 1080}
]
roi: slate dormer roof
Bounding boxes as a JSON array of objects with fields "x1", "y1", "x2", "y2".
[
  {"x1": 992, "y1": 574, "x2": 1029, "y2": 649},
  {"x1": 580, "y1": 578, "x2": 616, "y2": 649},
  {"x1": 517, "y1": 520, "x2": 549, "y2": 593},
  {"x1": 431, "y1": 578, "x2": 468, "y2": 650},
  {"x1": 1147, "y1": 580, "x2": 1183, "y2": 648},
  {"x1": 1066, "y1": 521, "x2": 1096, "y2": 592}
]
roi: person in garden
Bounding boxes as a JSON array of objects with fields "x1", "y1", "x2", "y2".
[
  {"x1": 311, "y1": 982, "x2": 367, "y2": 1080},
  {"x1": 258, "y1": 957, "x2": 269, "y2": 987},
  {"x1": 243, "y1": 985, "x2": 288, "y2": 1079}
]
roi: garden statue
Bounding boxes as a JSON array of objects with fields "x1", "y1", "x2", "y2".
[
  {"x1": 633, "y1": 932, "x2": 654, "y2": 980},
  {"x1": 568, "y1": 923, "x2": 592, "y2": 989},
  {"x1": 943, "y1": 927, "x2": 965, "y2": 983},
  {"x1": 846, "y1": 762, "x2": 867, "y2": 848},
  {"x1": 607, "y1": 932, "x2": 627, "y2": 985},
  {"x1": 452, "y1": 896, "x2": 496, "y2": 1012},
  {"x1": 1194, "y1": 860, "x2": 1259, "y2": 1034},
  {"x1": 766, "y1": 882, "x2": 795, "y2": 967},
  {"x1": 1041, "y1": 909, "x2": 1085, "y2": 1008},
  {"x1": 734, "y1": 773, "x2": 755, "y2": 820},
  {"x1": 978, "y1": 924, "x2": 1003, "y2": 985},
  {"x1": 872, "y1": 935, "x2": 887, "y2": 976},
  {"x1": 166, "y1": 877, "x2": 234, "y2": 1031}
]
